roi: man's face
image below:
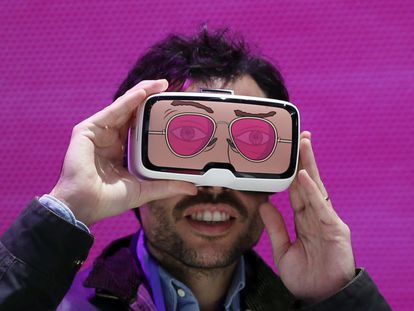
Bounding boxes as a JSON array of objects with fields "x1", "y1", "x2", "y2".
[{"x1": 140, "y1": 75, "x2": 270, "y2": 269}]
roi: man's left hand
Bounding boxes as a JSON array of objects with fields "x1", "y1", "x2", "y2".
[{"x1": 259, "y1": 131, "x2": 356, "y2": 303}]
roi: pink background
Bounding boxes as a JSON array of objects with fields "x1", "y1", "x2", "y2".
[{"x1": 1, "y1": 1, "x2": 413, "y2": 309}]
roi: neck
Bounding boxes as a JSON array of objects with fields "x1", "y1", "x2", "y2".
[{"x1": 148, "y1": 244, "x2": 238, "y2": 311}]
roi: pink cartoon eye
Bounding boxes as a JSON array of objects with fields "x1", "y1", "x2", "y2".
[
  {"x1": 170, "y1": 126, "x2": 207, "y2": 142},
  {"x1": 167, "y1": 114, "x2": 214, "y2": 157},
  {"x1": 234, "y1": 130, "x2": 271, "y2": 145},
  {"x1": 230, "y1": 118, "x2": 276, "y2": 161}
]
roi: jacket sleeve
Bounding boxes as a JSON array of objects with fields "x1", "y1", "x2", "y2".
[
  {"x1": 0, "y1": 198, "x2": 94, "y2": 311},
  {"x1": 298, "y1": 269, "x2": 392, "y2": 311}
]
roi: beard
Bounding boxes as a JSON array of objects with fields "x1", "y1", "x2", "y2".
[{"x1": 143, "y1": 190, "x2": 265, "y2": 269}]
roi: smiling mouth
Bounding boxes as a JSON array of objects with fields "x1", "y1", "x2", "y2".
[
  {"x1": 183, "y1": 205, "x2": 238, "y2": 235},
  {"x1": 189, "y1": 210, "x2": 232, "y2": 222}
]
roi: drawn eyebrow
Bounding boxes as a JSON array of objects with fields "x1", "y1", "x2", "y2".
[
  {"x1": 164, "y1": 108, "x2": 177, "y2": 119},
  {"x1": 171, "y1": 100, "x2": 214, "y2": 113},
  {"x1": 234, "y1": 109, "x2": 277, "y2": 118}
]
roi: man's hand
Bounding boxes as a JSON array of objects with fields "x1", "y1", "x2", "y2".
[
  {"x1": 259, "y1": 131, "x2": 355, "y2": 303},
  {"x1": 50, "y1": 80, "x2": 197, "y2": 226}
]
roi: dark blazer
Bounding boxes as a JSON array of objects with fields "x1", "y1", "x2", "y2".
[{"x1": 0, "y1": 199, "x2": 392, "y2": 310}]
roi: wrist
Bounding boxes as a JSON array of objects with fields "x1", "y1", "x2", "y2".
[
  {"x1": 302, "y1": 269, "x2": 357, "y2": 304},
  {"x1": 49, "y1": 185, "x2": 95, "y2": 226},
  {"x1": 40, "y1": 194, "x2": 91, "y2": 232}
]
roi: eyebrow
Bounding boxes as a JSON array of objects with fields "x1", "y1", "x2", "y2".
[
  {"x1": 171, "y1": 100, "x2": 213, "y2": 113},
  {"x1": 234, "y1": 109, "x2": 277, "y2": 118}
]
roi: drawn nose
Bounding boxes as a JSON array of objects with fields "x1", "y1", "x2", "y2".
[{"x1": 208, "y1": 124, "x2": 231, "y2": 163}]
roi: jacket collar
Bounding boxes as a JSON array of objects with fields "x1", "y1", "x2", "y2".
[
  {"x1": 82, "y1": 231, "x2": 296, "y2": 309},
  {"x1": 83, "y1": 233, "x2": 144, "y2": 303}
]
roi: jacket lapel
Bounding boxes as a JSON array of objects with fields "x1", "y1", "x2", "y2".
[{"x1": 83, "y1": 235, "x2": 143, "y2": 303}]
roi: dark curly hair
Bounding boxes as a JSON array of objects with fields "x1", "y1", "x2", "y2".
[{"x1": 114, "y1": 28, "x2": 289, "y2": 101}]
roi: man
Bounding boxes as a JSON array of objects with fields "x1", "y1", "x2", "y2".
[{"x1": 0, "y1": 29, "x2": 391, "y2": 310}]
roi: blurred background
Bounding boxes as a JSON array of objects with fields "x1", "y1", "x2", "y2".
[{"x1": 1, "y1": 1, "x2": 413, "y2": 309}]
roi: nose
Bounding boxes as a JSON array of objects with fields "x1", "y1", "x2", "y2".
[{"x1": 209, "y1": 122, "x2": 231, "y2": 163}]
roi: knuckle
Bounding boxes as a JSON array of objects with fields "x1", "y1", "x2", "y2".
[
  {"x1": 72, "y1": 122, "x2": 84, "y2": 135},
  {"x1": 71, "y1": 121, "x2": 95, "y2": 139},
  {"x1": 340, "y1": 222, "x2": 351, "y2": 238}
]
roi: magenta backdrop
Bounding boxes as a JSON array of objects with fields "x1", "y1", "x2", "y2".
[{"x1": 1, "y1": 1, "x2": 413, "y2": 309}]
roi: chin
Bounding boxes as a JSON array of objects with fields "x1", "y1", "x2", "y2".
[
  {"x1": 176, "y1": 232, "x2": 262, "y2": 269},
  {"x1": 178, "y1": 247, "x2": 242, "y2": 269}
]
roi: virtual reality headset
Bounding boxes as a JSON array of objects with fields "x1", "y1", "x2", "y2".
[{"x1": 128, "y1": 91, "x2": 300, "y2": 193}]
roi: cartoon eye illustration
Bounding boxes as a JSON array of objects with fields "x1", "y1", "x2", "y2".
[
  {"x1": 170, "y1": 126, "x2": 209, "y2": 142},
  {"x1": 233, "y1": 129, "x2": 271, "y2": 145},
  {"x1": 230, "y1": 118, "x2": 277, "y2": 162},
  {"x1": 166, "y1": 114, "x2": 215, "y2": 157}
]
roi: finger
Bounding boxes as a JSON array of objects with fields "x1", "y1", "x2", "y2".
[
  {"x1": 300, "y1": 138, "x2": 320, "y2": 180},
  {"x1": 289, "y1": 131, "x2": 311, "y2": 211},
  {"x1": 299, "y1": 137, "x2": 328, "y2": 196},
  {"x1": 89, "y1": 79, "x2": 168, "y2": 129},
  {"x1": 289, "y1": 131, "x2": 312, "y2": 209},
  {"x1": 124, "y1": 79, "x2": 164, "y2": 95},
  {"x1": 298, "y1": 169, "x2": 338, "y2": 224},
  {"x1": 297, "y1": 177, "x2": 311, "y2": 209},
  {"x1": 289, "y1": 176, "x2": 306, "y2": 212},
  {"x1": 301, "y1": 130, "x2": 311, "y2": 140},
  {"x1": 129, "y1": 79, "x2": 169, "y2": 97},
  {"x1": 136, "y1": 179, "x2": 197, "y2": 206},
  {"x1": 259, "y1": 202, "x2": 291, "y2": 266}
]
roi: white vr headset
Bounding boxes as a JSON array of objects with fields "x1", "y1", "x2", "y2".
[{"x1": 128, "y1": 91, "x2": 300, "y2": 193}]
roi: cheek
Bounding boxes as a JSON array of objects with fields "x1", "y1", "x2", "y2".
[
  {"x1": 247, "y1": 204, "x2": 264, "y2": 228},
  {"x1": 140, "y1": 195, "x2": 185, "y2": 226},
  {"x1": 239, "y1": 193, "x2": 267, "y2": 225},
  {"x1": 240, "y1": 192, "x2": 269, "y2": 208},
  {"x1": 140, "y1": 202, "x2": 169, "y2": 227},
  {"x1": 243, "y1": 207, "x2": 265, "y2": 246}
]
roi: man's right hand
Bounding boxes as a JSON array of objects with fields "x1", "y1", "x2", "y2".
[{"x1": 50, "y1": 79, "x2": 197, "y2": 226}]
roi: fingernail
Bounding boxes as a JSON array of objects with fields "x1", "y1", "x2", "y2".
[
  {"x1": 299, "y1": 169, "x2": 307, "y2": 178},
  {"x1": 158, "y1": 79, "x2": 169, "y2": 89},
  {"x1": 303, "y1": 131, "x2": 311, "y2": 140}
]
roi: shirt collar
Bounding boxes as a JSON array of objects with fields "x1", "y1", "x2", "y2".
[
  {"x1": 137, "y1": 230, "x2": 167, "y2": 311},
  {"x1": 224, "y1": 256, "x2": 246, "y2": 310}
]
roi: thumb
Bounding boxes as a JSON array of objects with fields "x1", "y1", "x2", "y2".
[
  {"x1": 135, "y1": 179, "x2": 197, "y2": 206},
  {"x1": 259, "y1": 202, "x2": 291, "y2": 266}
]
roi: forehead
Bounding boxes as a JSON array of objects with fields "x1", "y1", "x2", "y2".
[{"x1": 185, "y1": 75, "x2": 267, "y2": 98}]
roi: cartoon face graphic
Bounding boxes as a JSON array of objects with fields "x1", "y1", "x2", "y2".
[{"x1": 146, "y1": 99, "x2": 294, "y2": 175}]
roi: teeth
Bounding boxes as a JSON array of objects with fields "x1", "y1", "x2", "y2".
[
  {"x1": 196, "y1": 212, "x2": 203, "y2": 221},
  {"x1": 190, "y1": 210, "x2": 231, "y2": 222},
  {"x1": 204, "y1": 211, "x2": 212, "y2": 221},
  {"x1": 212, "y1": 211, "x2": 221, "y2": 221}
]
